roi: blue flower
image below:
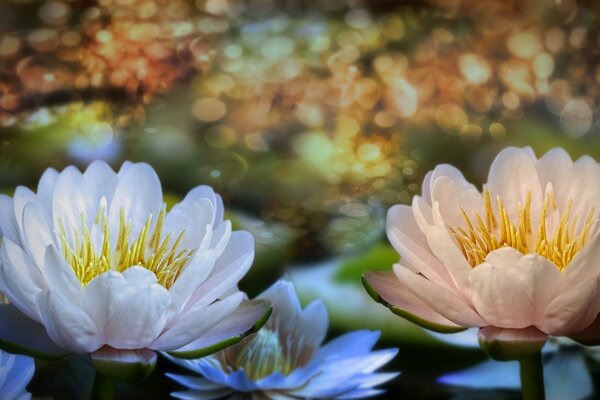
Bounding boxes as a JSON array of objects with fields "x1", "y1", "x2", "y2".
[
  {"x1": 0, "y1": 350, "x2": 35, "y2": 400},
  {"x1": 432, "y1": 329, "x2": 596, "y2": 400},
  {"x1": 166, "y1": 280, "x2": 399, "y2": 399}
]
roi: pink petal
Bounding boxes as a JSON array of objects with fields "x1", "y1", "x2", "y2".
[
  {"x1": 539, "y1": 278, "x2": 600, "y2": 335},
  {"x1": 469, "y1": 262, "x2": 536, "y2": 329},
  {"x1": 386, "y1": 205, "x2": 452, "y2": 286},
  {"x1": 394, "y1": 265, "x2": 485, "y2": 327},
  {"x1": 363, "y1": 271, "x2": 463, "y2": 332}
]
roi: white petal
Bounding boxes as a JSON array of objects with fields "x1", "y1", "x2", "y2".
[
  {"x1": 166, "y1": 299, "x2": 270, "y2": 358},
  {"x1": 121, "y1": 266, "x2": 158, "y2": 289},
  {"x1": 0, "y1": 239, "x2": 44, "y2": 320},
  {"x1": 209, "y1": 221, "x2": 231, "y2": 259},
  {"x1": 81, "y1": 271, "x2": 132, "y2": 334},
  {"x1": 151, "y1": 291, "x2": 244, "y2": 351},
  {"x1": 21, "y1": 203, "x2": 55, "y2": 266},
  {"x1": 167, "y1": 251, "x2": 216, "y2": 323},
  {"x1": 51, "y1": 166, "x2": 95, "y2": 248},
  {"x1": 0, "y1": 195, "x2": 20, "y2": 244},
  {"x1": 13, "y1": 187, "x2": 38, "y2": 246},
  {"x1": 83, "y1": 160, "x2": 118, "y2": 204},
  {"x1": 35, "y1": 290, "x2": 102, "y2": 353},
  {"x1": 103, "y1": 283, "x2": 170, "y2": 349},
  {"x1": 187, "y1": 231, "x2": 254, "y2": 308},
  {"x1": 394, "y1": 265, "x2": 485, "y2": 327},
  {"x1": 36, "y1": 168, "x2": 59, "y2": 210},
  {"x1": 43, "y1": 245, "x2": 82, "y2": 302},
  {"x1": 165, "y1": 198, "x2": 215, "y2": 250},
  {"x1": 109, "y1": 162, "x2": 163, "y2": 241}
]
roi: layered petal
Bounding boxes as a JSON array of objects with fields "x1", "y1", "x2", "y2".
[{"x1": 362, "y1": 271, "x2": 463, "y2": 333}]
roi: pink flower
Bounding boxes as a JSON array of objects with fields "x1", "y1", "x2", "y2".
[{"x1": 363, "y1": 147, "x2": 600, "y2": 357}]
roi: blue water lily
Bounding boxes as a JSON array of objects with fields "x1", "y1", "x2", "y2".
[
  {"x1": 166, "y1": 280, "x2": 399, "y2": 399},
  {"x1": 0, "y1": 350, "x2": 35, "y2": 400}
]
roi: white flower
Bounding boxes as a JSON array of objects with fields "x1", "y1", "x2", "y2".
[
  {"x1": 363, "y1": 147, "x2": 600, "y2": 356},
  {"x1": 0, "y1": 161, "x2": 270, "y2": 380},
  {"x1": 0, "y1": 351, "x2": 34, "y2": 400},
  {"x1": 167, "y1": 280, "x2": 398, "y2": 399}
]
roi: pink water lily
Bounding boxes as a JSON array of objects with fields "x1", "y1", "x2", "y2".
[
  {"x1": 0, "y1": 161, "x2": 270, "y2": 380},
  {"x1": 363, "y1": 147, "x2": 600, "y2": 354}
]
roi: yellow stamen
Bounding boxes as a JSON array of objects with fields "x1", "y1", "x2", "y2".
[
  {"x1": 58, "y1": 206, "x2": 193, "y2": 287},
  {"x1": 451, "y1": 189, "x2": 596, "y2": 270}
]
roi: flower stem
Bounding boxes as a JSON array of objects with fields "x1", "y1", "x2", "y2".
[
  {"x1": 92, "y1": 371, "x2": 114, "y2": 400},
  {"x1": 519, "y1": 351, "x2": 545, "y2": 400}
]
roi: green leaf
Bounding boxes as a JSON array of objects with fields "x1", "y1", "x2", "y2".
[{"x1": 334, "y1": 244, "x2": 399, "y2": 285}]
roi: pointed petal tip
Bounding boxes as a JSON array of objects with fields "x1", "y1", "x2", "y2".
[
  {"x1": 361, "y1": 273, "x2": 466, "y2": 334},
  {"x1": 166, "y1": 301, "x2": 272, "y2": 360}
]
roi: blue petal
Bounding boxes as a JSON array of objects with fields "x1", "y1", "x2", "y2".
[
  {"x1": 223, "y1": 369, "x2": 259, "y2": 392},
  {"x1": 544, "y1": 348, "x2": 593, "y2": 400},
  {"x1": 166, "y1": 373, "x2": 225, "y2": 391},
  {"x1": 438, "y1": 359, "x2": 520, "y2": 389},
  {"x1": 0, "y1": 353, "x2": 34, "y2": 400},
  {"x1": 170, "y1": 389, "x2": 233, "y2": 400},
  {"x1": 428, "y1": 328, "x2": 479, "y2": 349}
]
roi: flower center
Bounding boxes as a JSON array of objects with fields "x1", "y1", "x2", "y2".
[
  {"x1": 234, "y1": 329, "x2": 292, "y2": 380},
  {"x1": 58, "y1": 206, "x2": 193, "y2": 288},
  {"x1": 451, "y1": 189, "x2": 595, "y2": 270}
]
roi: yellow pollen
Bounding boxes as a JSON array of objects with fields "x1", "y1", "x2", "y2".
[
  {"x1": 58, "y1": 206, "x2": 193, "y2": 288},
  {"x1": 451, "y1": 189, "x2": 596, "y2": 270}
]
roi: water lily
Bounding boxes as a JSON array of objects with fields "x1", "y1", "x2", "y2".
[
  {"x1": 167, "y1": 280, "x2": 398, "y2": 399},
  {"x1": 0, "y1": 161, "x2": 271, "y2": 391},
  {"x1": 0, "y1": 350, "x2": 35, "y2": 400},
  {"x1": 362, "y1": 147, "x2": 600, "y2": 398}
]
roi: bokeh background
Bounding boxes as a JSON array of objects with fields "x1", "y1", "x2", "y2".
[{"x1": 2, "y1": 0, "x2": 600, "y2": 398}]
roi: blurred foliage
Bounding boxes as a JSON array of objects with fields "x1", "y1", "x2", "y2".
[
  {"x1": 4, "y1": 0, "x2": 600, "y2": 398},
  {"x1": 334, "y1": 243, "x2": 398, "y2": 284}
]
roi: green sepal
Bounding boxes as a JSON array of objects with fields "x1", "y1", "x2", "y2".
[
  {"x1": 478, "y1": 327, "x2": 546, "y2": 361},
  {"x1": 167, "y1": 306, "x2": 273, "y2": 360},
  {"x1": 91, "y1": 349, "x2": 157, "y2": 383},
  {"x1": 361, "y1": 274, "x2": 466, "y2": 334}
]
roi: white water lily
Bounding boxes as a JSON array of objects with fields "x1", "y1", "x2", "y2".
[
  {"x1": 363, "y1": 147, "x2": 600, "y2": 356},
  {"x1": 0, "y1": 351, "x2": 34, "y2": 400},
  {"x1": 167, "y1": 280, "x2": 398, "y2": 399},
  {"x1": 0, "y1": 161, "x2": 270, "y2": 380}
]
